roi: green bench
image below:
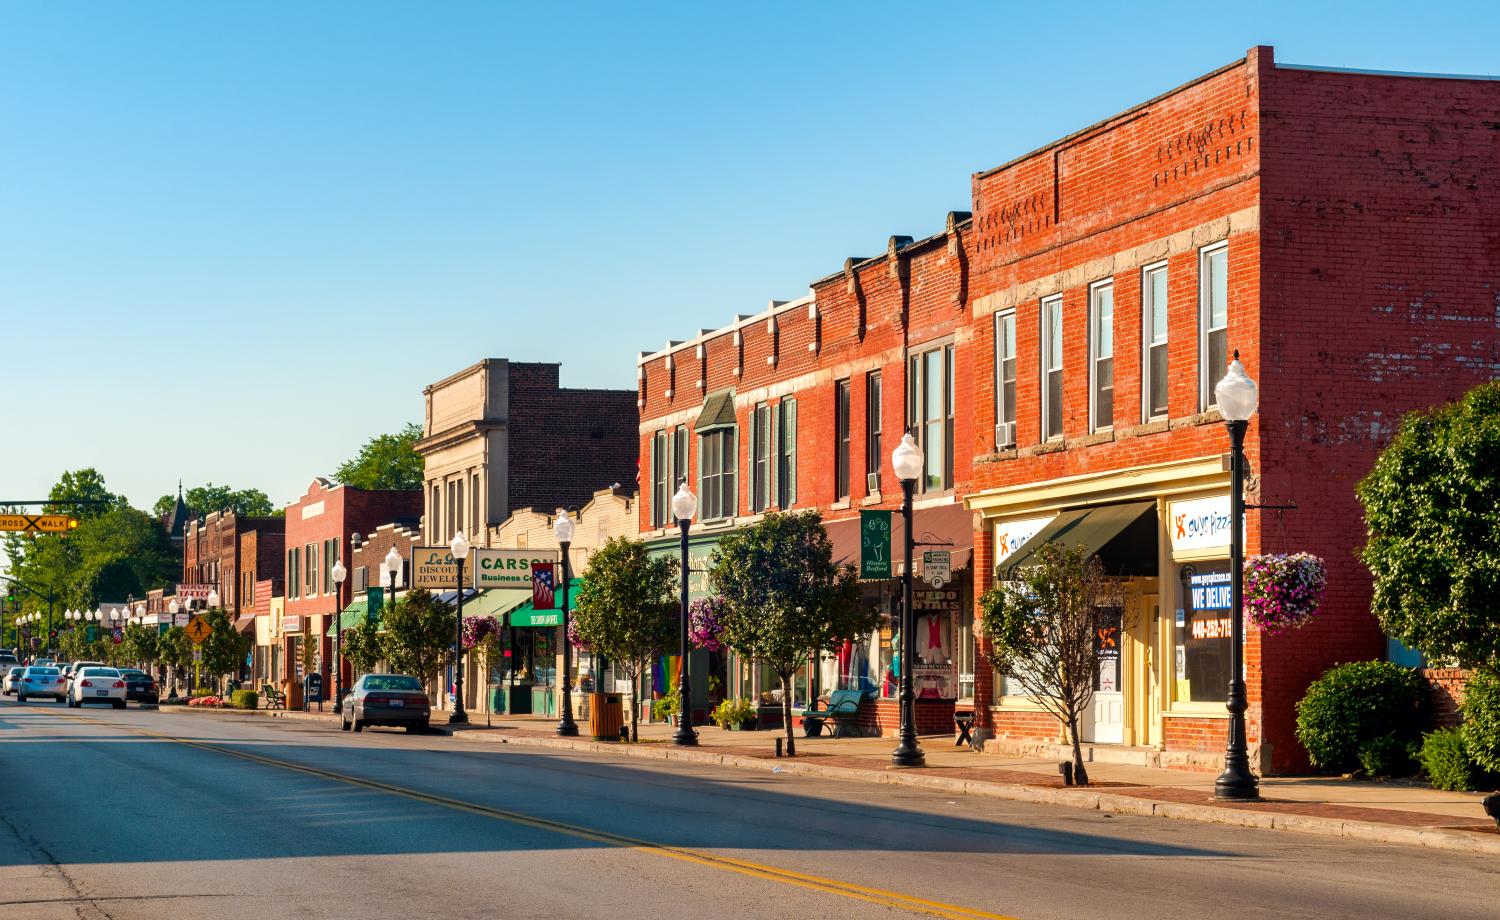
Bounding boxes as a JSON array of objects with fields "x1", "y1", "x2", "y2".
[
  {"x1": 800, "y1": 689, "x2": 869, "y2": 738},
  {"x1": 261, "y1": 682, "x2": 286, "y2": 710}
]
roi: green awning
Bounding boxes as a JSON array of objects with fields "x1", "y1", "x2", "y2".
[
  {"x1": 464, "y1": 588, "x2": 533, "y2": 619},
  {"x1": 328, "y1": 597, "x2": 381, "y2": 636},
  {"x1": 508, "y1": 579, "x2": 583, "y2": 628},
  {"x1": 997, "y1": 501, "x2": 1154, "y2": 580}
]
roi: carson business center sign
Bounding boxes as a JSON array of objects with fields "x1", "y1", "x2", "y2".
[{"x1": 473, "y1": 548, "x2": 560, "y2": 589}]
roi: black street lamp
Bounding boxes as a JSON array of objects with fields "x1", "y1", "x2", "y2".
[
  {"x1": 554, "y1": 511, "x2": 579, "y2": 737},
  {"x1": 671, "y1": 483, "x2": 699, "y2": 746},
  {"x1": 890, "y1": 432, "x2": 926, "y2": 768},
  {"x1": 448, "y1": 531, "x2": 471, "y2": 725},
  {"x1": 331, "y1": 559, "x2": 347, "y2": 714},
  {"x1": 1214, "y1": 351, "x2": 1260, "y2": 802}
]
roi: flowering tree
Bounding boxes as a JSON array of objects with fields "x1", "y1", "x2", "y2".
[{"x1": 1243, "y1": 553, "x2": 1327, "y2": 634}]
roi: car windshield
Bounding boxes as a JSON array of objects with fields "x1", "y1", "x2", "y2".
[
  {"x1": 363, "y1": 676, "x2": 423, "y2": 692},
  {"x1": 27, "y1": 668, "x2": 59, "y2": 676},
  {"x1": 81, "y1": 668, "x2": 119, "y2": 677}
]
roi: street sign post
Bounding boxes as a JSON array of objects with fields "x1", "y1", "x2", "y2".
[
  {"x1": 922, "y1": 550, "x2": 952, "y2": 588},
  {"x1": 0, "y1": 514, "x2": 77, "y2": 534},
  {"x1": 184, "y1": 615, "x2": 211, "y2": 644}
]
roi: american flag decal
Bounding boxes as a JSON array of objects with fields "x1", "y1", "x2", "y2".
[{"x1": 531, "y1": 563, "x2": 556, "y2": 609}]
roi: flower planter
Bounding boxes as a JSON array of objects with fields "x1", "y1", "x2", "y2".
[{"x1": 1244, "y1": 553, "x2": 1327, "y2": 634}]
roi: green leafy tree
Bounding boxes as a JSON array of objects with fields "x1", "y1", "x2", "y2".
[
  {"x1": 333, "y1": 423, "x2": 425, "y2": 492},
  {"x1": 708, "y1": 511, "x2": 869, "y2": 756},
  {"x1": 1358, "y1": 382, "x2": 1500, "y2": 670},
  {"x1": 573, "y1": 537, "x2": 677, "y2": 742},
  {"x1": 978, "y1": 543, "x2": 1117, "y2": 786},
  {"x1": 58, "y1": 624, "x2": 104, "y2": 663},
  {"x1": 46, "y1": 468, "x2": 125, "y2": 519},
  {"x1": 198, "y1": 608, "x2": 250, "y2": 684},
  {"x1": 379, "y1": 589, "x2": 452, "y2": 692},
  {"x1": 120, "y1": 623, "x2": 158, "y2": 669},
  {"x1": 159, "y1": 626, "x2": 194, "y2": 695},
  {"x1": 341, "y1": 619, "x2": 384, "y2": 680},
  {"x1": 152, "y1": 483, "x2": 278, "y2": 520}
]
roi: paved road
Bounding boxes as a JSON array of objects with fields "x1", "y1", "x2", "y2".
[{"x1": 1, "y1": 701, "x2": 1497, "y2": 920}]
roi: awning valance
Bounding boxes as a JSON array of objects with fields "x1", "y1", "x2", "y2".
[
  {"x1": 233, "y1": 615, "x2": 257, "y2": 637},
  {"x1": 997, "y1": 500, "x2": 1156, "y2": 580},
  {"x1": 508, "y1": 579, "x2": 583, "y2": 627}
]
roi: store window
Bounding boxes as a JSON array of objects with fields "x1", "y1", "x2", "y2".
[{"x1": 1175, "y1": 560, "x2": 1232, "y2": 703}]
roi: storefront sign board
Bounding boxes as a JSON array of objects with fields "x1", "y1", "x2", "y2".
[
  {"x1": 1168, "y1": 495, "x2": 1240, "y2": 552},
  {"x1": 411, "y1": 546, "x2": 472, "y2": 589},
  {"x1": 922, "y1": 550, "x2": 951, "y2": 587},
  {"x1": 992, "y1": 515, "x2": 1054, "y2": 565},
  {"x1": 474, "y1": 548, "x2": 560, "y2": 589}
]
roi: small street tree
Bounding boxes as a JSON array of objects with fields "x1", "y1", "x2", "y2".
[
  {"x1": 158, "y1": 626, "x2": 193, "y2": 696},
  {"x1": 200, "y1": 607, "x2": 250, "y2": 688},
  {"x1": 1358, "y1": 382, "x2": 1500, "y2": 670},
  {"x1": 708, "y1": 511, "x2": 869, "y2": 757},
  {"x1": 341, "y1": 619, "x2": 384, "y2": 680},
  {"x1": 573, "y1": 537, "x2": 676, "y2": 742},
  {"x1": 978, "y1": 543, "x2": 1118, "y2": 786},
  {"x1": 379, "y1": 589, "x2": 452, "y2": 694},
  {"x1": 120, "y1": 623, "x2": 159, "y2": 671}
]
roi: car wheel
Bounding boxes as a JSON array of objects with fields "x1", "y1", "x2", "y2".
[
  {"x1": 16, "y1": 695, "x2": 25, "y2": 703},
  {"x1": 352, "y1": 719, "x2": 364, "y2": 732},
  {"x1": 341, "y1": 715, "x2": 352, "y2": 731},
  {"x1": 405, "y1": 723, "x2": 421, "y2": 734},
  {"x1": 113, "y1": 700, "x2": 125, "y2": 710}
]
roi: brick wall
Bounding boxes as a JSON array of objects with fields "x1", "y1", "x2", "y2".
[
  {"x1": 1422, "y1": 668, "x2": 1470, "y2": 729},
  {"x1": 508, "y1": 363, "x2": 639, "y2": 516}
]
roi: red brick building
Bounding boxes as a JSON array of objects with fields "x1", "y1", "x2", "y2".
[
  {"x1": 637, "y1": 47, "x2": 1500, "y2": 771},
  {"x1": 282, "y1": 478, "x2": 422, "y2": 694},
  {"x1": 181, "y1": 510, "x2": 285, "y2": 621}
]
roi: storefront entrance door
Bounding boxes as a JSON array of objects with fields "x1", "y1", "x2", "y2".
[{"x1": 1084, "y1": 606, "x2": 1124, "y2": 743}]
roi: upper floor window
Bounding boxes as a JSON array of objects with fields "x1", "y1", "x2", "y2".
[
  {"x1": 1142, "y1": 263, "x2": 1169, "y2": 421},
  {"x1": 1200, "y1": 243, "x2": 1228, "y2": 410},
  {"x1": 698, "y1": 427, "x2": 737, "y2": 521},
  {"x1": 994, "y1": 311, "x2": 1017, "y2": 448},
  {"x1": 1041, "y1": 295, "x2": 1064, "y2": 440},
  {"x1": 750, "y1": 402, "x2": 773, "y2": 512},
  {"x1": 907, "y1": 343, "x2": 955, "y2": 492},
  {"x1": 776, "y1": 398, "x2": 797, "y2": 507},
  {"x1": 650, "y1": 430, "x2": 668, "y2": 527},
  {"x1": 305, "y1": 543, "x2": 318, "y2": 596},
  {"x1": 673, "y1": 427, "x2": 688, "y2": 491},
  {"x1": 834, "y1": 380, "x2": 851, "y2": 500},
  {"x1": 1089, "y1": 281, "x2": 1114, "y2": 432},
  {"x1": 865, "y1": 372, "x2": 883, "y2": 491}
]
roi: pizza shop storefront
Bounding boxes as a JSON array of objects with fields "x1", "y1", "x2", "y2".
[{"x1": 968, "y1": 457, "x2": 1262, "y2": 771}]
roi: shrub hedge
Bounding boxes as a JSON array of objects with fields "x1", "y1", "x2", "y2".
[
  {"x1": 1295, "y1": 661, "x2": 1428, "y2": 774},
  {"x1": 1420, "y1": 727, "x2": 1482, "y2": 792},
  {"x1": 229, "y1": 689, "x2": 259, "y2": 710},
  {"x1": 1460, "y1": 668, "x2": 1500, "y2": 774}
]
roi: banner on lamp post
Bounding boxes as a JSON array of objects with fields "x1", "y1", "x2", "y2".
[
  {"x1": 860, "y1": 510, "x2": 893, "y2": 580},
  {"x1": 531, "y1": 563, "x2": 557, "y2": 609}
]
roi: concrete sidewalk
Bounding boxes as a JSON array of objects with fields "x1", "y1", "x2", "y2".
[{"x1": 180, "y1": 702, "x2": 1500, "y2": 854}]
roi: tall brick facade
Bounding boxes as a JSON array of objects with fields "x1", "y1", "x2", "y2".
[
  {"x1": 181, "y1": 511, "x2": 285, "y2": 618},
  {"x1": 634, "y1": 46, "x2": 1500, "y2": 772}
]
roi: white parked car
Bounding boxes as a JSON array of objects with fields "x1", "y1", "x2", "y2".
[
  {"x1": 68, "y1": 667, "x2": 126, "y2": 709},
  {"x1": 2, "y1": 666, "x2": 22, "y2": 696},
  {"x1": 17, "y1": 666, "x2": 67, "y2": 702}
]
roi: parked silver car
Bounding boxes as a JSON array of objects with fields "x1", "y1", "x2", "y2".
[
  {"x1": 17, "y1": 666, "x2": 67, "y2": 703},
  {"x1": 2, "y1": 667, "x2": 22, "y2": 696},
  {"x1": 340, "y1": 674, "x2": 431, "y2": 733}
]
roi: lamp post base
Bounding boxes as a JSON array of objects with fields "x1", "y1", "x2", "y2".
[
  {"x1": 449, "y1": 707, "x2": 468, "y2": 725},
  {"x1": 672, "y1": 723, "x2": 699, "y2": 746},
  {"x1": 1213, "y1": 763, "x2": 1260, "y2": 801},
  {"x1": 557, "y1": 708, "x2": 579, "y2": 737},
  {"x1": 890, "y1": 738, "x2": 926, "y2": 768}
]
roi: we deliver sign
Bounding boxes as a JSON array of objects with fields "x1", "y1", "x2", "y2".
[{"x1": 473, "y1": 548, "x2": 560, "y2": 589}]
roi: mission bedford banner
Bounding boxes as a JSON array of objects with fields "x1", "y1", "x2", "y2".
[
  {"x1": 473, "y1": 548, "x2": 560, "y2": 589},
  {"x1": 860, "y1": 510, "x2": 892, "y2": 580},
  {"x1": 411, "y1": 546, "x2": 472, "y2": 589}
]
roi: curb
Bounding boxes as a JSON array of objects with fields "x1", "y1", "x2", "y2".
[{"x1": 173, "y1": 705, "x2": 1500, "y2": 855}]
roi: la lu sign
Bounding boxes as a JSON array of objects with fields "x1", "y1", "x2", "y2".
[{"x1": 411, "y1": 547, "x2": 472, "y2": 589}]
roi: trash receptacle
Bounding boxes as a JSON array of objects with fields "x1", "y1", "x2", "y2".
[{"x1": 589, "y1": 692, "x2": 623, "y2": 741}]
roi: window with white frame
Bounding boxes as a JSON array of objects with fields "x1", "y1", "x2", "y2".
[
  {"x1": 1041, "y1": 296, "x2": 1064, "y2": 440},
  {"x1": 906, "y1": 343, "x2": 955, "y2": 491},
  {"x1": 994, "y1": 311, "x2": 1017, "y2": 447},
  {"x1": 650, "y1": 430, "x2": 668, "y2": 527},
  {"x1": 1089, "y1": 281, "x2": 1114, "y2": 432},
  {"x1": 673, "y1": 427, "x2": 688, "y2": 491},
  {"x1": 750, "y1": 402, "x2": 772, "y2": 512},
  {"x1": 776, "y1": 399, "x2": 797, "y2": 507},
  {"x1": 834, "y1": 381, "x2": 851, "y2": 500},
  {"x1": 1200, "y1": 243, "x2": 1228, "y2": 409},
  {"x1": 864, "y1": 372, "x2": 882, "y2": 490},
  {"x1": 1142, "y1": 263, "x2": 1169, "y2": 421},
  {"x1": 698, "y1": 427, "x2": 737, "y2": 521}
]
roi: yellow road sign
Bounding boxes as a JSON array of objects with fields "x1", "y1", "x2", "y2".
[
  {"x1": 185, "y1": 615, "x2": 212, "y2": 644},
  {"x1": 0, "y1": 514, "x2": 78, "y2": 534}
]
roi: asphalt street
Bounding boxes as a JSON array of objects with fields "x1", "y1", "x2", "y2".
[{"x1": 1, "y1": 700, "x2": 1497, "y2": 920}]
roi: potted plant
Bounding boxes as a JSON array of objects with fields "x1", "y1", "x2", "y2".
[
  {"x1": 652, "y1": 688, "x2": 680, "y2": 725},
  {"x1": 711, "y1": 697, "x2": 756, "y2": 731},
  {"x1": 1244, "y1": 553, "x2": 1327, "y2": 634}
]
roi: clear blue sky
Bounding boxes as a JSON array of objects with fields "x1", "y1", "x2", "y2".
[{"x1": 2, "y1": 1, "x2": 1496, "y2": 513}]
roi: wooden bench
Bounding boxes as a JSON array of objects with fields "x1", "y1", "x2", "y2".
[
  {"x1": 800, "y1": 689, "x2": 869, "y2": 738},
  {"x1": 261, "y1": 682, "x2": 286, "y2": 710}
]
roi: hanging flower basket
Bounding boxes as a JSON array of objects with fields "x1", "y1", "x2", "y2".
[
  {"x1": 566, "y1": 616, "x2": 590, "y2": 651},
  {"x1": 1243, "y1": 553, "x2": 1327, "y2": 634},
  {"x1": 461, "y1": 615, "x2": 499, "y2": 649},
  {"x1": 688, "y1": 597, "x2": 727, "y2": 652}
]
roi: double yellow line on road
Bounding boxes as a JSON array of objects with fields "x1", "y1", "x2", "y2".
[{"x1": 48, "y1": 709, "x2": 1018, "y2": 920}]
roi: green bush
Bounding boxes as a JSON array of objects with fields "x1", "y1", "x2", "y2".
[
  {"x1": 1420, "y1": 727, "x2": 1483, "y2": 792},
  {"x1": 1295, "y1": 661, "x2": 1428, "y2": 774},
  {"x1": 191, "y1": 686, "x2": 216, "y2": 698},
  {"x1": 1460, "y1": 668, "x2": 1500, "y2": 774},
  {"x1": 1357, "y1": 734, "x2": 1417, "y2": 778},
  {"x1": 229, "y1": 689, "x2": 259, "y2": 710},
  {"x1": 651, "y1": 689, "x2": 680, "y2": 722},
  {"x1": 711, "y1": 697, "x2": 756, "y2": 729}
]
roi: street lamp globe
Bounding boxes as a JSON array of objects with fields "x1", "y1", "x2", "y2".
[
  {"x1": 553, "y1": 511, "x2": 575, "y2": 545},
  {"x1": 449, "y1": 530, "x2": 470, "y2": 562},
  {"x1": 384, "y1": 547, "x2": 402, "y2": 578},
  {"x1": 331, "y1": 561, "x2": 347, "y2": 586},
  {"x1": 671, "y1": 483, "x2": 697, "y2": 523},
  {"x1": 168, "y1": 599, "x2": 180, "y2": 615},
  {"x1": 207, "y1": 590, "x2": 220, "y2": 608},
  {"x1": 136, "y1": 603, "x2": 146, "y2": 617},
  {"x1": 892, "y1": 432, "x2": 924, "y2": 483},
  {"x1": 1215, "y1": 353, "x2": 1259, "y2": 422}
]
